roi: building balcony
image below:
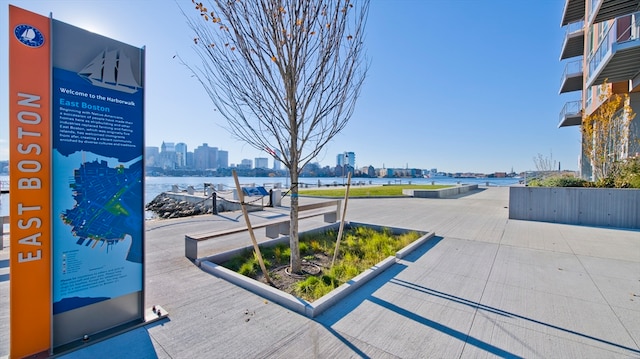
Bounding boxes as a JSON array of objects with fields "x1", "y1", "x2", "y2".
[
  {"x1": 632, "y1": 71, "x2": 640, "y2": 90},
  {"x1": 589, "y1": 0, "x2": 639, "y2": 24},
  {"x1": 586, "y1": 14, "x2": 640, "y2": 87},
  {"x1": 560, "y1": 59, "x2": 584, "y2": 94},
  {"x1": 562, "y1": 0, "x2": 586, "y2": 26},
  {"x1": 558, "y1": 100, "x2": 583, "y2": 127},
  {"x1": 560, "y1": 21, "x2": 585, "y2": 59}
]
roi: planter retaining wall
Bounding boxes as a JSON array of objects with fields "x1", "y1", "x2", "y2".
[
  {"x1": 197, "y1": 222, "x2": 434, "y2": 318},
  {"x1": 402, "y1": 184, "x2": 478, "y2": 198},
  {"x1": 509, "y1": 186, "x2": 640, "y2": 229}
]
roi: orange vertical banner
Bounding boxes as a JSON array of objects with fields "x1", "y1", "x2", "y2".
[{"x1": 9, "y1": 5, "x2": 52, "y2": 358}]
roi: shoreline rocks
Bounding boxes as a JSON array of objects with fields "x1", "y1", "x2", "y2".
[
  {"x1": 145, "y1": 192, "x2": 210, "y2": 219},
  {"x1": 146, "y1": 191, "x2": 264, "y2": 219}
]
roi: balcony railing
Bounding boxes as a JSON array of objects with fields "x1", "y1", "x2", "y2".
[
  {"x1": 560, "y1": 58, "x2": 584, "y2": 93},
  {"x1": 558, "y1": 100, "x2": 582, "y2": 127},
  {"x1": 562, "y1": 0, "x2": 586, "y2": 26},
  {"x1": 586, "y1": 14, "x2": 640, "y2": 86},
  {"x1": 561, "y1": 20, "x2": 585, "y2": 59},
  {"x1": 589, "y1": 0, "x2": 640, "y2": 24},
  {"x1": 566, "y1": 20, "x2": 585, "y2": 35}
]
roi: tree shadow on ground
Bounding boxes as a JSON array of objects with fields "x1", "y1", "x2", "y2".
[
  {"x1": 314, "y1": 235, "x2": 522, "y2": 359},
  {"x1": 389, "y1": 278, "x2": 640, "y2": 356}
]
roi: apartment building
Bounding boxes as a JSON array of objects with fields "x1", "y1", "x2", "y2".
[
  {"x1": 254, "y1": 157, "x2": 269, "y2": 169},
  {"x1": 559, "y1": 0, "x2": 640, "y2": 179},
  {"x1": 336, "y1": 152, "x2": 356, "y2": 168}
]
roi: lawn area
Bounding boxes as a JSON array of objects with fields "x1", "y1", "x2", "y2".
[{"x1": 298, "y1": 184, "x2": 451, "y2": 197}]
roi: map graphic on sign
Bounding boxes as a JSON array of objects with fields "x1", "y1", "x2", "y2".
[{"x1": 61, "y1": 158, "x2": 143, "y2": 263}]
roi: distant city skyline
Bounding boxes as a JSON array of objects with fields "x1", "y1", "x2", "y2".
[
  {"x1": 1, "y1": 1, "x2": 579, "y2": 174},
  {"x1": 145, "y1": 141, "x2": 516, "y2": 177},
  {"x1": 152, "y1": 141, "x2": 366, "y2": 171}
]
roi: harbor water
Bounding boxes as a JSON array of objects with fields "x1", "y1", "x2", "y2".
[{"x1": 1, "y1": 175, "x2": 520, "y2": 218}]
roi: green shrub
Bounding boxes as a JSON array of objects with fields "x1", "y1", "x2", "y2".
[
  {"x1": 309, "y1": 240, "x2": 322, "y2": 252},
  {"x1": 527, "y1": 178, "x2": 543, "y2": 187},
  {"x1": 271, "y1": 244, "x2": 288, "y2": 264},
  {"x1": 321, "y1": 274, "x2": 338, "y2": 287},
  {"x1": 237, "y1": 252, "x2": 273, "y2": 277},
  {"x1": 590, "y1": 157, "x2": 640, "y2": 188},
  {"x1": 238, "y1": 259, "x2": 258, "y2": 277},
  {"x1": 295, "y1": 276, "x2": 320, "y2": 297},
  {"x1": 294, "y1": 274, "x2": 341, "y2": 300},
  {"x1": 253, "y1": 251, "x2": 271, "y2": 269},
  {"x1": 544, "y1": 175, "x2": 588, "y2": 187},
  {"x1": 528, "y1": 174, "x2": 588, "y2": 187},
  {"x1": 594, "y1": 176, "x2": 615, "y2": 188},
  {"x1": 615, "y1": 157, "x2": 640, "y2": 188},
  {"x1": 225, "y1": 250, "x2": 251, "y2": 271},
  {"x1": 397, "y1": 231, "x2": 420, "y2": 248},
  {"x1": 223, "y1": 226, "x2": 422, "y2": 301},
  {"x1": 299, "y1": 242, "x2": 310, "y2": 255}
]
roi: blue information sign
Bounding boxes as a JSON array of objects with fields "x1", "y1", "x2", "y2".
[{"x1": 50, "y1": 18, "x2": 145, "y2": 345}]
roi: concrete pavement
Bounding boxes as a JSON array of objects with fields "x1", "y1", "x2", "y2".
[{"x1": 1, "y1": 186, "x2": 639, "y2": 358}]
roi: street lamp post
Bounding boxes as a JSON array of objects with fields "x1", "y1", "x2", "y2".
[{"x1": 343, "y1": 152, "x2": 348, "y2": 185}]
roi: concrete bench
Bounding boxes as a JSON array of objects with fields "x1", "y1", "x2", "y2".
[{"x1": 185, "y1": 200, "x2": 341, "y2": 260}]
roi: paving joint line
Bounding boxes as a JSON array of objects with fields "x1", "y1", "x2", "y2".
[
  {"x1": 458, "y1": 222, "x2": 507, "y2": 358},
  {"x1": 559, "y1": 229, "x2": 640, "y2": 352}
]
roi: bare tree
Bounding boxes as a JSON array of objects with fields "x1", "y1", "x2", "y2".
[
  {"x1": 533, "y1": 151, "x2": 557, "y2": 173},
  {"x1": 182, "y1": 0, "x2": 369, "y2": 273}
]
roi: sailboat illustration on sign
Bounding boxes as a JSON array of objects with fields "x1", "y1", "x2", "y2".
[
  {"x1": 79, "y1": 49, "x2": 141, "y2": 93},
  {"x1": 21, "y1": 28, "x2": 36, "y2": 41}
]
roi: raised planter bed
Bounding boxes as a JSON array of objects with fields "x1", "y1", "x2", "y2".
[
  {"x1": 509, "y1": 186, "x2": 640, "y2": 229},
  {"x1": 197, "y1": 221, "x2": 435, "y2": 318},
  {"x1": 402, "y1": 184, "x2": 478, "y2": 198}
]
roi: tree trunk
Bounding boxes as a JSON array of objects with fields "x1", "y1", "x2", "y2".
[{"x1": 289, "y1": 165, "x2": 301, "y2": 273}]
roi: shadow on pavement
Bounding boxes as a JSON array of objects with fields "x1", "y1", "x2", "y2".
[
  {"x1": 314, "y1": 235, "x2": 522, "y2": 358},
  {"x1": 391, "y1": 279, "x2": 640, "y2": 356}
]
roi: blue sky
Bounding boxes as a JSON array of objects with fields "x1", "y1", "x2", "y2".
[{"x1": 1, "y1": 0, "x2": 581, "y2": 173}]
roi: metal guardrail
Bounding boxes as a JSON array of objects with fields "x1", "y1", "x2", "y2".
[
  {"x1": 559, "y1": 100, "x2": 582, "y2": 125},
  {"x1": 587, "y1": 15, "x2": 640, "y2": 84},
  {"x1": 561, "y1": 20, "x2": 584, "y2": 59},
  {"x1": 565, "y1": 20, "x2": 584, "y2": 35},
  {"x1": 560, "y1": 58, "x2": 583, "y2": 85}
]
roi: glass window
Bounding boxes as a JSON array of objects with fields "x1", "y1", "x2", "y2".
[
  {"x1": 588, "y1": 27, "x2": 594, "y2": 55},
  {"x1": 596, "y1": 83, "x2": 603, "y2": 98},
  {"x1": 588, "y1": 0, "x2": 599, "y2": 22},
  {"x1": 598, "y1": 21, "x2": 609, "y2": 44}
]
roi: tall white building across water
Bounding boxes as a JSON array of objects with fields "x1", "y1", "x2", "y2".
[
  {"x1": 336, "y1": 152, "x2": 355, "y2": 168},
  {"x1": 255, "y1": 157, "x2": 268, "y2": 169}
]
